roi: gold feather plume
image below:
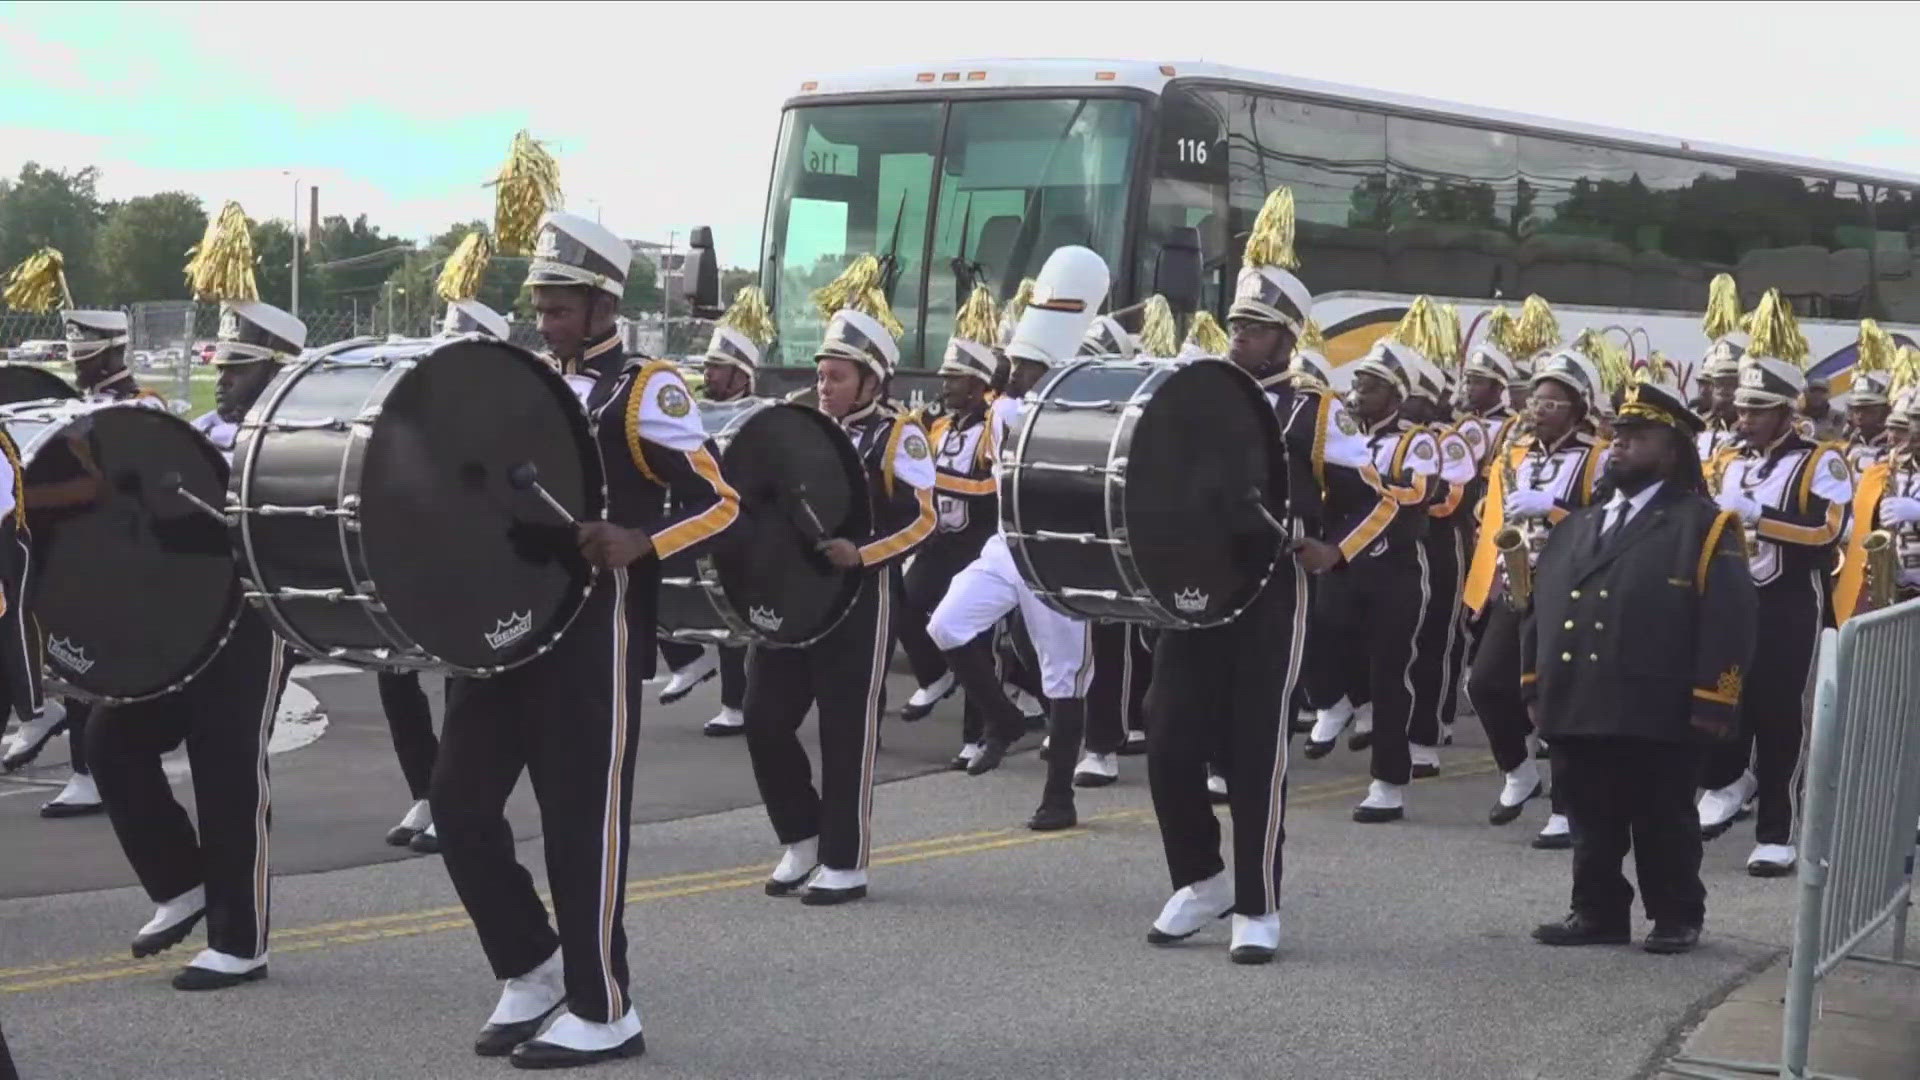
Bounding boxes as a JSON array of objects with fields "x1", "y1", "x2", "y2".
[
  {"x1": 1702, "y1": 273, "x2": 1742, "y2": 342},
  {"x1": 1891, "y1": 345, "x2": 1920, "y2": 400},
  {"x1": 1639, "y1": 351, "x2": 1678, "y2": 387},
  {"x1": 719, "y1": 285, "x2": 776, "y2": 348},
  {"x1": 810, "y1": 254, "x2": 902, "y2": 337},
  {"x1": 1183, "y1": 310, "x2": 1230, "y2": 355},
  {"x1": 2, "y1": 247, "x2": 69, "y2": 313},
  {"x1": 183, "y1": 201, "x2": 259, "y2": 302},
  {"x1": 1243, "y1": 187, "x2": 1299, "y2": 270},
  {"x1": 1745, "y1": 288, "x2": 1809, "y2": 365},
  {"x1": 1138, "y1": 295, "x2": 1177, "y2": 356},
  {"x1": 1512, "y1": 295, "x2": 1560, "y2": 359},
  {"x1": 436, "y1": 230, "x2": 494, "y2": 303},
  {"x1": 490, "y1": 130, "x2": 562, "y2": 256},
  {"x1": 1483, "y1": 306, "x2": 1517, "y2": 357},
  {"x1": 1434, "y1": 304, "x2": 1463, "y2": 370},
  {"x1": 1388, "y1": 296, "x2": 1444, "y2": 360},
  {"x1": 952, "y1": 283, "x2": 1000, "y2": 346},
  {"x1": 1298, "y1": 316, "x2": 1327, "y2": 354},
  {"x1": 1856, "y1": 318, "x2": 1895, "y2": 377},
  {"x1": 1573, "y1": 328, "x2": 1631, "y2": 397}
]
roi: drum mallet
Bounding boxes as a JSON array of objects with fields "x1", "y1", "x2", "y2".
[
  {"x1": 1242, "y1": 487, "x2": 1290, "y2": 540},
  {"x1": 507, "y1": 461, "x2": 579, "y2": 526},
  {"x1": 793, "y1": 483, "x2": 832, "y2": 547},
  {"x1": 160, "y1": 471, "x2": 235, "y2": 526}
]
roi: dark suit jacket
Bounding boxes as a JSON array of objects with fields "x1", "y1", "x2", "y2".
[{"x1": 1521, "y1": 484, "x2": 1757, "y2": 743}]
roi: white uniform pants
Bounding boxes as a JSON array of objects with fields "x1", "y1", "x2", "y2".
[{"x1": 927, "y1": 533, "x2": 1092, "y2": 700}]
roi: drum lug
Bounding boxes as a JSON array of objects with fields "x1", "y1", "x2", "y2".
[
  {"x1": 252, "y1": 417, "x2": 352, "y2": 433},
  {"x1": 253, "y1": 586, "x2": 379, "y2": 605},
  {"x1": 242, "y1": 503, "x2": 357, "y2": 519},
  {"x1": 1053, "y1": 587, "x2": 1123, "y2": 602},
  {"x1": 1005, "y1": 529, "x2": 1123, "y2": 547},
  {"x1": 1041, "y1": 398, "x2": 1121, "y2": 413},
  {"x1": 1017, "y1": 461, "x2": 1110, "y2": 477}
]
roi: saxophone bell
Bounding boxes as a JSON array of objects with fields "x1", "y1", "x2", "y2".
[
  {"x1": 1863, "y1": 529, "x2": 1898, "y2": 613},
  {"x1": 1495, "y1": 525, "x2": 1532, "y2": 610}
]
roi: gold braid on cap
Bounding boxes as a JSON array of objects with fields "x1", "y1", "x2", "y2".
[
  {"x1": 1184, "y1": 310, "x2": 1230, "y2": 355},
  {"x1": 490, "y1": 130, "x2": 562, "y2": 256},
  {"x1": 1138, "y1": 295, "x2": 1177, "y2": 356},
  {"x1": 1434, "y1": 304, "x2": 1463, "y2": 372},
  {"x1": 1856, "y1": 318, "x2": 1895, "y2": 377},
  {"x1": 1512, "y1": 295, "x2": 1560, "y2": 360},
  {"x1": 810, "y1": 254, "x2": 902, "y2": 337},
  {"x1": 952, "y1": 283, "x2": 1000, "y2": 346},
  {"x1": 1573, "y1": 328, "x2": 1631, "y2": 398},
  {"x1": 1388, "y1": 296, "x2": 1444, "y2": 359},
  {"x1": 2, "y1": 247, "x2": 69, "y2": 313},
  {"x1": 719, "y1": 285, "x2": 776, "y2": 348},
  {"x1": 184, "y1": 201, "x2": 259, "y2": 302},
  {"x1": 1243, "y1": 187, "x2": 1299, "y2": 270},
  {"x1": 1702, "y1": 273, "x2": 1742, "y2": 342},
  {"x1": 1745, "y1": 288, "x2": 1809, "y2": 365},
  {"x1": 1619, "y1": 352, "x2": 1684, "y2": 429},
  {"x1": 436, "y1": 230, "x2": 494, "y2": 303}
]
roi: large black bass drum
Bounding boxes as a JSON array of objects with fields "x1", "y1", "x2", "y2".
[
  {"x1": 3, "y1": 399, "x2": 237, "y2": 701},
  {"x1": 1001, "y1": 356, "x2": 1284, "y2": 628},
  {"x1": 229, "y1": 335, "x2": 602, "y2": 673},
  {"x1": 656, "y1": 398, "x2": 869, "y2": 648},
  {"x1": 0, "y1": 363, "x2": 78, "y2": 405}
]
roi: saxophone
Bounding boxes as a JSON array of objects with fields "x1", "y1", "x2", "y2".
[
  {"x1": 1863, "y1": 529, "x2": 1898, "y2": 612},
  {"x1": 1495, "y1": 418, "x2": 1535, "y2": 610}
]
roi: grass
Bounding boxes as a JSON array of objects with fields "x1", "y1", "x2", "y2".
[{"x1": 40, "y1": 362, "x2": 218, "y2": 416}]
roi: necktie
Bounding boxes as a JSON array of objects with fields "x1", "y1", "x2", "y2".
[{"x1": 1599, "y1": 502, "x2": 1627, "y2": 549}]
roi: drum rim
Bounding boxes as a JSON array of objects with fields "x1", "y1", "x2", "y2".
[
  {"x1": 23, "y1": 401, "x2": 243, "y2": 703},
  {"x1": 0, "y1": 362, "x2": 79, "y2": 403}
]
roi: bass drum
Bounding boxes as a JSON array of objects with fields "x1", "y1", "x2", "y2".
[
  {"x1": 3, "y1": 399, "x2": 237, "y2": 701},
  {"x1": 0, "y1": 363, "x2": 78, "y2": 406},
  {"x1": 1001, "y1": 356, "x2": 1284, "y2": 629},
  {"x1": 230, "y1": 335, "x2": 602, "y2": 673},
  {"x1": 656, "y1": 399, "x2": 868, "y2": 648}
]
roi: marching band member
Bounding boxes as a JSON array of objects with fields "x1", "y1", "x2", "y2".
[
  {"x1": 1843, "y1": 319, "x2": 1896, "y2": 475},
  {"x1": 923, "y1": 249, "x2": 1100, "y2": 828},
  {"x1": 747, "y1": 255, "x2": 934, "y2": 904},
  {"x1": 1696, "y1": 274, "x2": 1747, "y2": 473},
  {"x1": 1801, "y1": 374, "x2": 1847, "y2": 443},
  {"x1": 1523, "y1": 359, "x2": 1756, "y2": 954},
  {"x1": 1696, "y1": 290, "x2": 1852, "y2": 878},
  {"x1": 85, "y1": 204, "x2": 300, "y2": 990},
  {"x1": 433, "y1": 205, "x2": 739, "y2": 1066},
  {"x1": 1463, "y1": 299, "x2": 1609, "y2": 849},
  {"x1": 1401, "y1": 338, "x2": 1476, "y2": 776},
  {"x1": 1302, "y1": 300, "x2": 1441, "y2": 823},
  {"x1": 691, "y1": 286, "x2": 772, "y2": 737},
  {"x1": 1836, "y1": 368, "x2": 1920, "y2": 621}
]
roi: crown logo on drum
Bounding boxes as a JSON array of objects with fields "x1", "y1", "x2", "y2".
[
  {"x1": 749, "y1": 605, "x2": 784, "y2": 632},
  {"x1": 47, "y1": 636, "x2": 94, "y2": 675},
  {"x1": 484, "y1": 611, "x2": 533, "y2": 652},
  {"x1": 1173, "y1": 588, "x2": 1209, "y2": 615}
]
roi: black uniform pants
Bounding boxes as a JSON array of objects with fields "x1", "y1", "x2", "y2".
[
  {"x1": 1410, "y1": 522, "x2": 1466, "y2": 747},
  {"x1": 0, "y1": 521, "x2": 42, "y2": 726},
  {"x1": 0, "y1": 1015, "x2": 16, "y2": 1080},
  {"x1": 1305, "y1": 552, "x2": 1428, "y2": 785},
  {"x1": 1704, "y1": 574, "x2": 1824, "y2": 845},
  {"x1": 377, "y1": 671, "x2": 441, "y2": 801},
  {"x1": 657, "y1": 636, "x2": 705, "y2": 675},
  {"x1": 430, "y1": 574, "x2": 644, "y2": 1024},
  {"x1": 1468, "y1": 599, "x2": 1567, "y2": 814},
  {"x1": 1553, "y1": 739, "x2": 1706, "y2": 928},
  {"x1": 745, "y1": 573, "x2": 889, "y2": 872},
  {"x1": 63, "y1": 700, "x2": 92, "y2": 776},
  {"x1": 1445, "y1": 606, "x2": 1488, "y2": 730},
  {"x1": 88, "y1": 608, "x2": 289, "y2": 959},
  {"x1": 718, "y1": 644, "x2": 748, "y2": 710},
  {"x1": 1087, "y1": 622, "x2": 1151, "y2": 755},
  {"x1": 1146, "y1": 562, "x2": 1307, "y2": 916}
]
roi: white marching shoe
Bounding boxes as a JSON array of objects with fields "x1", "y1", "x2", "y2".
[
  {"x1": 172, "y1": 947, "x2": 268, "y2": 991},
  {"x1": 1147, "y1": 870, "x2": 1233, "y2": 944},
  {"x1": 702, "y1": 706, "x2": 745, "y2": 737},
  {"x1": 474, "y1": 948, "x2": 565, "y2": 1057},
  {"x1": 1, "y1": 699, "x2": 67, "y2": 770},
  {"x1": 1073, "y1": 751, "x2": 1119, "y2": 787},
  {"x1": 1229, "y1": 913, "x2": 1280, "y2": 965},
  {"x1": 1353, "y1": 779, "x2": 1405, "y2": 823},
  {"x1": 1348, "y1": 703, "x2": 1375, "y2": 750},
  {"x1": 1698, "y1": 771, "x2": 1757, "y2": 839},
  {"x1": 40, "y1": 771, "x2": 102, "y2": 818},
  {"x1": 510, "y1": 1006, "x2": 646, "y2": 1067},
  {"x1": 1304, "y1": 698, "x2": 1352, "y2": 758},
  {"x1": 899, "y1": 671, "x2": 955, "y2": 721},
  {"x1": 1490, "y1": 760, "x2": 1542, "y2": 825},
  {"x1": 1409, "y1": 743, "x2": 1441, "y2": 779},
  {"x1": 658, "y1": 650, "x2": 719, "y2": 704},
  {"x1": 1007, "y1": 684, "x2": 1045, "y2": 724},
  {"x1": 1206, "y1": 771, "x2": 1230, "y2": 803},
  {"x1": 765, "y1": 837, "x2": 820, "y2": 897},
  {"x1": 1747, "y1": 843, "x2": 1796, "y2": 878},
  {"x1": 133, "y1": 885, "x2": 206, "y2": 958},
  {"x1": 386, "y1": 799, "x2": 432, "y2": 846},
  {"x1": 1532, "y1": 813, "x2": 1572, "y2": 850},
  {"x1": 949, "y1": 741, "x2": 984, "y2": 771}
]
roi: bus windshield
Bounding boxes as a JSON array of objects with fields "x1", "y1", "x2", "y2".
[{"x1": 759, "y1": 96, "x2": 1141, "y2": 368}]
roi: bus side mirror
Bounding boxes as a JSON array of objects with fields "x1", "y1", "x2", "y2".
[
  {"x1": 1154, "y1": 226, "x2": 1203, "y2": 315},
  {"x1": 683, "y1": 226, "x2": 721, "y2": 319}
]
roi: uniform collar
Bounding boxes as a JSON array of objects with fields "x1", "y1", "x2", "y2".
[
  {"x1": 556, "y1": 331, "x2": 624, "y2": 378},
  {"x1": 840, "y1": 398, "x2": 883, "y2": 428},
  {"x1": 1362, "y1": 411, "x2": 1403, "y2": 436}
]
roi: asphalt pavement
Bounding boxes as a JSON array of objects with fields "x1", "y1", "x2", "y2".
[{"x1": 0, "y1": 663, "x2": 1816, "y2": 1080}]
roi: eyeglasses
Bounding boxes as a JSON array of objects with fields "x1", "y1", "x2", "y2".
[{"x1": 1528, "y1": 396, "x2": 1577, "y2": 413}]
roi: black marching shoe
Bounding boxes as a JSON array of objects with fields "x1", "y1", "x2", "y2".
[
  {"x1": 1531, "y1": 913, "x2": 1630, "y2": 947},
  {"x1": 966, "y1": 735, "x2": 1013, "y2": 776},
  {"x1": 132, "y1": 911, "x2": 205, "y2": 959},
  {"x1": 172, "y1": 964, "x2": 267, "y2": 991},
  {"x1": 1027, "y1": 801, "x2": 1076, "y2": 831},
  {"x1": 1301, "y1": 737, "x2": 1337, "y2": 761},
  {"x1": 511, "y1": 1032, "x2": 645, "y2": 1070},
  {"x1": 1643, "y1": 923, "x2": 1702, "y2": 955},
  {"x1": 1118, "y1": 729, "x2": 1147, "y2": 756},
  {"x1": 800, "y1": 884, "x2": 867, "y2": 906},
  {"x1": 476, "y1": 1004, "x2": 563, "y2": 1058}
]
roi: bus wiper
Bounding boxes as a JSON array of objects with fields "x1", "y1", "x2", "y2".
[
  {"x1": 1002, "y1": 98, "x2": 1089, "y2": 294},
  {"x1": 878, "y1": 187, "x2": 908, "y2": 305},
  {"x1": 949, "y1": 194, "x2": 980, "y2": 303}
]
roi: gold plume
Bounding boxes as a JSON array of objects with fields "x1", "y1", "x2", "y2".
[
  {"x1": 2, "y1": 247, "x2": 70, "y2": 313},
  {"x1": 1243, "y1": 187, "x2": 1299, "y2": 270},
  {"x1": 1138, "y1": 294, "x2": 1177, "y2": 356},
  {"x1": 1512, "y1": 295, "x2": 1561, "y2": 359},
  {"x1": 1856, "y1": 318, "x2": 1895, "y2": 375},
  {"x1": 719, "y1": 285, "x2": 776, "y2": 347},
  {"x1": 810, "y1": 254, "x2": 902, "y2": 337},
  {"x1": 436, "y1": 230, "x2": 494, "y2": 303},
  {"x1": 1183, "y1": 309, "x2": 1230, "y2": 355},
  {"x1": 1639, "y1": 351, "x2": 1678, "y2": 386},
  {"x1": 952, "y1": 283, "x2": 1001, "y2": 346},
  {"x1": 1434, "y1": 304, "x2": 1463, "y2": 370},
  {"x1": 1483, "y1": 306, "x2": 1517, "y2": 357},
  {"x1": 1745, "y1": 288, "x2": 1809, "y2": 365},
  {"x1": 1298, "y1": 316, "x2": 1327, "y2": 354},
  {"x1": 490, "y1": 130, "x2": 562, "y2": 256},
  {"x1": 183, "y1": 201, "x2": 259, "y2": 302},
  {"x1": 1574, "y1": 329, "x2": 1631, "y2": 396},
  {"x1": 1891, "y1": 345, "x2": 1920, "y2": 399},
  {"x1": 1388, "y1": 296, "x2": 1444, "y2": 360},
  {"x1": 1702, "y1": 273, "x2": 1742, "y2": 342}
]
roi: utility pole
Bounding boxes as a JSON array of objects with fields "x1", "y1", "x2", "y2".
[
  {"x1": 662, "y1": 230, "x2": 675, "y2": 355},
  {"x1": 285, "y1": 172, "x2": 302, "y2": 318}
]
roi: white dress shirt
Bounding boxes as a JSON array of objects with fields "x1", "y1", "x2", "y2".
[{"x1": 1600, "y1": 480, "x2": 1664, "y2": 540}]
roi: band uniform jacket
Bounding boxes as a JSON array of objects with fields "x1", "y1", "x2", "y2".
[
  {"x1": 1263, "y1": 376, "x2": 1397, "y2": 564},
  {"x1": 1520, "y1": 485, "x2": 1757, "y2": 742},
  {"x1": 926, "y1": 405, "x2": 998, "y2": 546},
  {"x1": 838, "y1": 400, "x2": 937, "y2": 572},
  {"x1": 1715, "y1": 432, "x2": 1852, "y2": 588}
]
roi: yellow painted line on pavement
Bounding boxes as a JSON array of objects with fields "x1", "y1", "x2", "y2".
[{"x1": 0, "y1": 758, "x2": 1498, "y2": 995}]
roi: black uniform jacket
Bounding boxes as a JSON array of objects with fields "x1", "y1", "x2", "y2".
[{"x1": 1521, "y1": 484, "x2": 1757, "y2": 742}]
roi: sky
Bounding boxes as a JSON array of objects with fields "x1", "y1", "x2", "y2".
[{"x1": 2, "y1": 1, "x2": 1917, "y2": 270}]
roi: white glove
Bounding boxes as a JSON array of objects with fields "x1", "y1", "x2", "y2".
[
  {"x1": 1716, "y1": 488, "x2": 1761, "y2": 524},
  {"x1": 1881, "y1": 496, "x2": 1920, "y2": 526},
  {"x1": 1505, "y1": 488, "x2": 1557, "y2": 519}
]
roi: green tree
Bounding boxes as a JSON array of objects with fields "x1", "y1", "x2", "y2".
[
  {"x1": 719, "y1": 266, "x2": 758, "y2": 303},
  {"x1": 308, "y1": 213, "x2": 410, "y2": 311},
  {"x1": 0, "y1": 163, "x2": 106, "y2": 301},
  {"x1": 94, "y1": 192, "x2": 207, "y2": 304}
]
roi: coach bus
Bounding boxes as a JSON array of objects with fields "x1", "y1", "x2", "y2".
[{"x1": 751, "y1": 59, "x2": 1920, "y2": 398}]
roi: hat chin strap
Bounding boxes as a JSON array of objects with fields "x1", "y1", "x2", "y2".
[{"x1": 67, "y1": 336, "x2": 127, "y2": 362}]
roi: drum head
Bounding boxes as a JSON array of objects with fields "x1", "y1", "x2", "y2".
[
  {"x1": 0, "y1": 364, "x2": 77, "y2": 406},
  {"x1": 1121, "y1": 360, "x2": 1283, "y2": 624},
  {"x1": 711, "y1": 403, "x2": 868, "y2": 647},
  {"x1": 356, "y1": 339, "x2": 601, "y2": 669},
  {"x1": 24, "y1": 405, "x2": 237, "y2": 700}
]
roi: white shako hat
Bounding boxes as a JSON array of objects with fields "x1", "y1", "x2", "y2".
[
  {"x1": 525, "y1": 211, "x2": 630, "y2": 299},
  {"x1": 1351, "y1": 296, "x2": 1443, "y2": 399},
  {"x1": 63, "y1": 309, "x2": 129, "y2": 362},
  {"x1": 216, "y1": 299, "x2": 306, "y2": 367},
  {"x1": 1078, "y1": 314, "x2": 1139, "y2": 359},
  {"x1": 442, "y1": 299, "x2": 510, "y2": 341},
  {"x1": 1227, "y1": 187, "x2": 1311, "y2": 334},
  {"x1": 705, "y1": 285, "x2": 776, "y2": 378},
  {"x1": 1005, "y1": 245, "x2": 1110, "y2": 370},
  {"x1": 1531, "y1": 348, "x2": 1604, "y2": 412},
  {"x1": 1734, "y1": 288, "x2": 1811, "y2": 410},
  {"x1": 937, "y1": 283, "x2": 1001, "y2": 385}
]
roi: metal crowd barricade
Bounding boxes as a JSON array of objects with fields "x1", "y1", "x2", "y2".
[{"x1": 1673, "y1": 597, "x2": 1920, "y2": 1079}]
